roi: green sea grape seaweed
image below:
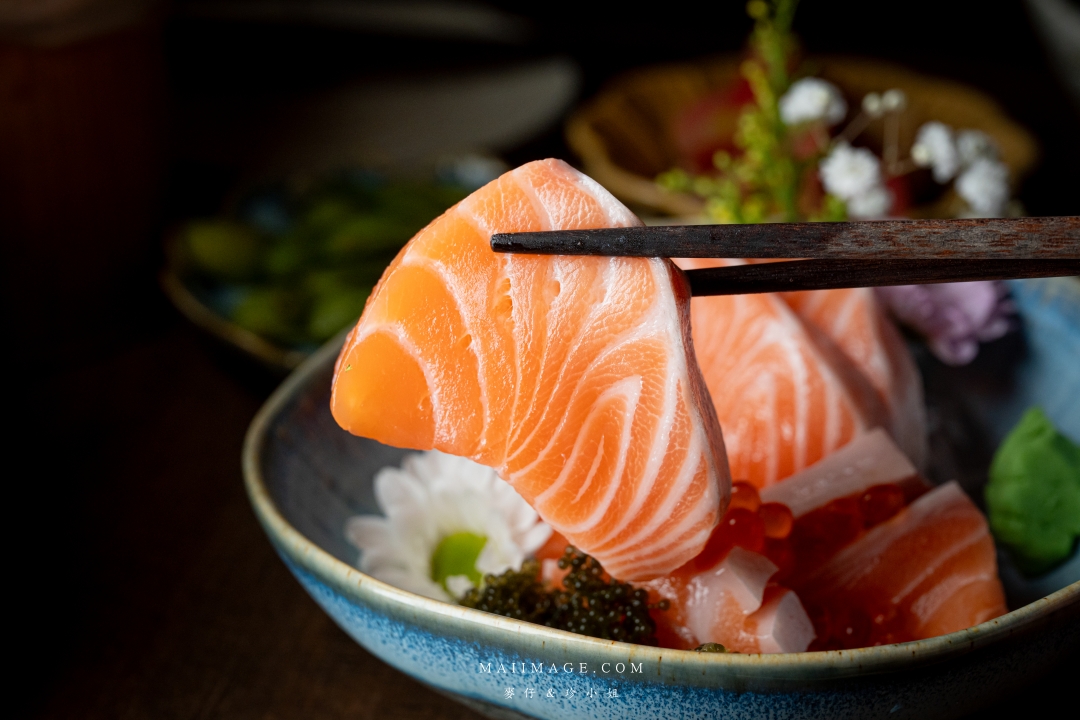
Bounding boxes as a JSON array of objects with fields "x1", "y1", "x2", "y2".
[{"x1": 460, "y1": 547, "x2": 668, "y2": 645}]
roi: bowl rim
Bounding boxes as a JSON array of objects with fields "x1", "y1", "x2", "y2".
[{"x1": 243, "y1": 335, "x2": 1080, "y2": 677}]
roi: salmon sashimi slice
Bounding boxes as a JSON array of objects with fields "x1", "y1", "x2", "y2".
[
  {"x1": 760, "y1": 428, "x2": 925, "y2": 518},
  {"x1": 683, "y1": 547, "x2": 778, "y2": 644},
  {"x1": 795, "y1": 481, "x2": 1007, "y2": 648},
  {"x1": 761, "y1": 428, "x2": 931, "y2": 587},
  {"x1": 642, "y1": 547, "x2": 815, "y2": 653},
  {"x1": 676, "y1": 258, "x2": 887, "y2": 490},
  {"x1": 747, "y1": 587, "x2": 818, "y2": 654},
  {"x1": 331, "y1": 159, "x2": 729, "y2": 581},
  {"x1": 781, "y1": 288, "x2": 928, "y2": 469}
]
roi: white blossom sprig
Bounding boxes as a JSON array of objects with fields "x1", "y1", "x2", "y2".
[
  {"x1": 819, "y1": 142, "x2": 893, "y2": 219},
  {"x1": 956, "y1": 157, "x2": 1011, "y2": 217},
  {"x1": 957, "y1": 129, "x2": 998, "y2": 166},
  {"x1": 910, "y1": 121, "x2": 1010, "y2": 217},
  {"x1": 911, "y1": 121, "x2": 961, "y2": 182},
  {"x1": 779, "y1": 78, "x2": 848, "y2": 126}
]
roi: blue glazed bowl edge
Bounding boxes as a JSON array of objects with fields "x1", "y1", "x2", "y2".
[{"x1": 241, "y1": 335, "x2": 1080, "y2": 695}]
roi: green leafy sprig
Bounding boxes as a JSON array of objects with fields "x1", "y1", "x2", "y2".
[{"x1": 658, "y1": 0, "x2": 846, "y2": 224}]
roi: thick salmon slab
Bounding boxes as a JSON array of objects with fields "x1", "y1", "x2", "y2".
[{"x1": 331, "y1": 160, "x2": 730, "y2": 580}]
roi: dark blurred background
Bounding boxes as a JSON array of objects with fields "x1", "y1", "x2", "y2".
[{"x1": 4, "y1": 1, "x2": 1078, "y2": 718}]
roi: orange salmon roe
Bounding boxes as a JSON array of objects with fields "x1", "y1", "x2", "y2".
[
  {"x1": 661, "y1": 482, "x2": 915, "y2": 650},
  {"x1": 788, "y1": 496, "x2": 863, "y2": 572},
  {"x1": 729, "y1": 481, "x2": 762, "y2": 512},
  {"x1": 764, "y1": 537, "x2": 795, "y2": 581},
  {"x1": 786, "y1": 482, "x2": 910, "y2": 587},
  {"x1": 807, "y1": 600, "x2": 910, "y2": 650},
  {"x1": 759, "y1": 502, "x2": 793, "y2": 539},
  {"x1": 692, "y1": 508, "x2": 765, "y2": 571},
  {"x1": 689, "y1": 489, "x2": 798, "y2": 574},
  {"x1": 785, "y1": 482, "x2": 914, "y2": 650},
  {"x1": 859, "y1": 484, "x2": 906, "y2": 527}
]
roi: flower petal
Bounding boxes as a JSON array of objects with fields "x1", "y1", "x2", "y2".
[
  {"x1": 445, "y1": 574, "x2": 475, "y2": 598},
  {"x1": 520, "y1": 522, "x2": 554, "y2": 554},
  {"x1": 375, "y1": 467, "x2": 429, "y2": 519},
  {"x1": 345, "y1": 515, "x2": 392, "y2": 553},
  {"x1": 476, "y1": 537, "x2": 521, "y2": 576}
]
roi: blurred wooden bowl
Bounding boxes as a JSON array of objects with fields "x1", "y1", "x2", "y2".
[
  {"x1": 565, "y1": 56, "x2": 1038, "y2": 217},
  {"x1": 160, "y1": 228, "x2": 310, "y2": 374}
]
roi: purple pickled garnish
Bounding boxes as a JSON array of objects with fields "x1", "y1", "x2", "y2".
[{"x1": 875, "y1": 281, "x2": 1015, "y2": 366}]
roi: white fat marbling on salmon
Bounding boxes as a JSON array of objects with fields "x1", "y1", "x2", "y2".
[
  {"x1": 570, "y1": 171, "x2": 642, "y2": 228},
  {"x1": 502, "y1": 257, "x2": 624, "y2": 472},
  {"x1": 602, "y1": 451, "x2": 712, "y2": 577},
  {"x1": 531, "y1": 263, "x2": 694, "y2": 532},
  {"x1": 889, "y1": 524, "x2": 987, "y2": 606},
  {"x1": 336, "y1": 160, "x2": 730, "y2": 581},
  {"x1": 677, "y1": 258, "x2": 883, "y2": 488},
  {"x1": 782, "y1": 287, "x2": 928, "y2": 469},
  {"x1": 587, "y1": 341, "x2": 681, "y2": 551},
  {"x1": 395, "y1": 248, "x2": 492, "y2": 447},
  {"x1": 483, "y1": 174, "x2": 724, "y2": 577},
  {"x1": 907, "y1": 558, "x2": 996, "y2": 625},
  {"x1": 760, "y1": 428, "x2": 919, "y2": 518},
  {"x1": 533, "y1": 375, "x2": 642, "y2": 512}
]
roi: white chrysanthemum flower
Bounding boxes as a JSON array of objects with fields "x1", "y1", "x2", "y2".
[
  {"x1": 956, "y1": 158, "x2": 1010, "y2": 217},
  {"x1": 846, "y1": 185, "x2": 894, "y2": 219},
  {"x1": 779, "y1": 78, "x2": 848, "y2": 126},
  {"x1": 819, "y1": 142, "x2": 884, "y2": 200},
  {"x1": 344, "y1": 451, "x2": 552, "y2": 602},
  {"x1": 911, "y1": 121, "x2": 960, "y2": 183},
  {"x1": 956, "y1": 129, "x2": 998, "y2": 167}
]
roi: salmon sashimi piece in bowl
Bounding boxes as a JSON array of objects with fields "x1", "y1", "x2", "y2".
[
  {"x1": 795, "y1": 480, "x2": 1007, "y2": 649},
  {"x1": 676, "y1": 258, "x2": 924, "y2": 489},
  {"x1": 781, "y1": 287, "x2": 928, "y2": 470},
  {"x1": 329, "y1": 159, "x2": 1006, "y2": 652}
]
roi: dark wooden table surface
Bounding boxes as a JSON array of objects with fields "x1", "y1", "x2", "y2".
[
  {"x1": 14, "y1": 316, "x2": 484, "y2": 720},
  {"x1": 10, "y1": 308, "x2": 1076, "y2": 720}
]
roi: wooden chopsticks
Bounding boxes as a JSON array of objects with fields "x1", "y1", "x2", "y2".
[
  {"x1": 681, "y1": 259, "x2": 1076, "y2": 296},
  {"x1": 491, "y1": 217, "x2": 1080, "y2": 258},
  {"x1": 490, "y1": 217, "x2": 1080, "y2": 296}
]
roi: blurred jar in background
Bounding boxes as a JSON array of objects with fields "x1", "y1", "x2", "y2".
[{"x1": 0, "y1": 0, "x2": 165, "y2": 362}]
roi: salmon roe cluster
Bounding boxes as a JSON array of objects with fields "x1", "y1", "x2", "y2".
[
  {"x1": 788, "y1": 482, "x2": 914, "y2": 650},
  {"x1": 789, "y1": 483, "x2": 908, "y2": 580},
  {"x1": 686, "y1": 481, "x2": 916, "y2": 651},
  {"x1": 690, "y1": 482, "x2": 796, "y2": 576},
  {"x1": 806, "y1": 599, "x2": 911, "y2": 650},
  {"x1": 680, "y1": 481, "x2": 912, "y2": 582}
]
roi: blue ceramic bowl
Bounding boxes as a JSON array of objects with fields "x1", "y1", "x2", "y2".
[{"x1": 243, "y1": 278, "x2": 1080, "y2": 720}]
